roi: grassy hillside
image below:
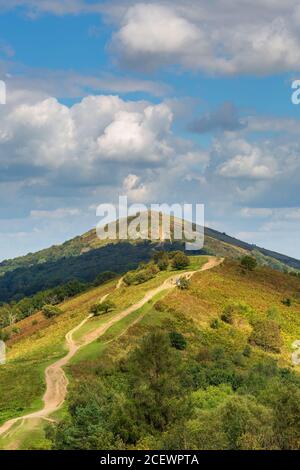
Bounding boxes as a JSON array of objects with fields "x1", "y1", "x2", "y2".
[
  {"x1": 0, "y1": 256, "x2": 206, "y2": 438},
  {"x1": 205, "y1": 227, "x2": 300, "y2": 270},
  {"x1": 0, "y1": 226, "x2": 296, "y2": 306},
  {"x1": 53, "y1": 260, "x2": 300, "y2": 450},
  {"x1": 1, "y1": 256, "x2": 300, "y2": 449},
  {"x1": 0, "y1": 214, "x2": 300, "y2": 302}
]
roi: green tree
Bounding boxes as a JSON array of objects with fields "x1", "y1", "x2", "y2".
[
  {"x1": 157, "y1": 254, "x2": 169, "y2": 271},
  {"x1": 210, "y1": 318, "x2": 220, "y2": 329},
  {"x1": 171, "y1": 252, "x2": 190, "y2": 270},
  {"x1": 127, "y1": 331, "x2": 185, "y2": 432},
  {"x1": 249, "y1": 320, "x2": 283, "y2": 353},
  {"x1": 169, "y1": 331, "x2": 187, "y2": 350},
  {"x1": 220, "y1": 395, "x2": 275, "y2": 449},
  {"x1": 93, "y1": 271, "x2": 116, "y2": 287},
  {"x1": 273, "y1": 385, "x2": 300, "y2": 449},
  {"x1": 42, "y1": 304, "x2": 62, "y2": 319},
  {"x1": 0, "y1": 329, "x2": 10, "y2": 341},
  {"x1": 176, "y1": 277, "x2": 190, "y2": 290},
  {"x1": 90, "y1": 300, "x2": 116, "y2": 316},
  {"x1": 123, "y1": 264, "x2": 159, "y2": 286},
  {"x1": 221, "y1": 305, "x2": 234, "y2": 324},
  {"x1": 153, "y1": 251, "x2": 170, "y2": 271},
  {"x1": 240, "y1": 256, "x2": 257, "y2": 271}
]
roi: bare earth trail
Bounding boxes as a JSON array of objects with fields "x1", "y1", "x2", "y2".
[{"x1": 0, "y1": 257, "x2": 223, "y2": 439}]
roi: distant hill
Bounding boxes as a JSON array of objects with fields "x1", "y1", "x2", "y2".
[
  {"x1": 204, "y1": 227, "x2": 300, "y2": 270},
  {"x1": 0, "y1": 212, "x2": 299, "y2": 302}
]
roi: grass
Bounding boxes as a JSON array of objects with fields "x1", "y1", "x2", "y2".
[
  {"x1": 68, "y1": 258, "x2": 300, "y2": 390},
  {"x1": 0, "y1": 255, "x2": 207, "y2": 430},
  {"x1": 70, "y1": 289, "x2": 168, "y2": 364},
  {"x1": 0, "y1": 280, "x2": 116, "y2": 426},
  {"x1": 159, "y1": 259, "x2": 300, "y2": 365},
  {"x1": 0, "y1": 418, "x2": 51, "y2": 450},
  {"x1": 2, "y1": 255, "x2": 300, "y2": 449},
  {"x1": 73, "y1": 256, "x2": 207, "y2": 343}
]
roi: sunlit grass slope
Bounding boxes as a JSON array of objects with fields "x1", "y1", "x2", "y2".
[
  {"x1": 68, "y1": 259, "x2": 300, "y2": 388},
  {"x1": 0, "y1": 256, "x2": 207, "y2": 427}
]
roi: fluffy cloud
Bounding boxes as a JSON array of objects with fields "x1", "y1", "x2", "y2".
[
  {"x1": 214, "y1": 137, "x2": 295, "y2": 180},
  {"x1": 96, "y1": 103, "x2": 173, "y2": 162},
  {"x1": 0, "y1": 91, "x2": 213, "y2": 227},
  {"x1": 0, "y1": 95, "x2": 175, "y2": 176},
  {"x1": 108, "y1": 1, "x2": 300, "y2": 75},
  {"x1": 189, "y1": 102, "x2": 246, "y2": 134},
  {"x1": 3, "y1": 2, "x2": 300, "y2": 76},
  {"x1": 122, "y1": 173, "x2": 151, "y2": 202},
  {"x1": 111, "y1": 4, "x2": 206, "y2": 70},
  {"x1": 3, "y1": 1, "x2": 300, "y2": 75},
  {"x1": 218, "y1": 148, "x2": 274, "y2": 180}
]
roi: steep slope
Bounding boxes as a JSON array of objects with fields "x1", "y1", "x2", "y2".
[
  {"x1": 0, "y1": 213, "x2": 298, "y2": 307},
  {"x1": 1, "y1": 257, "x2": 300, "y2": 449},
  {"x1": 205, "y1": 227, "x2": 300, "y2": 270},
  {"x1": 0, "y1": 213, "x2": 299, "y2": 280},
  {"x1": 50, "y1": 260, "x2": 300, "y2": 450},
  {"x1": 0, "y1": 257, "x2": 220, "y2": 441}
]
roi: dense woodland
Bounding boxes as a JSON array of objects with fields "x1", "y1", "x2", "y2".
[
  {"x1": 0, "y1": 249, "x2": 190, "y2": 335},
  {"x1": 0, "y1": 241, "x2": 190, "y2": 304},
  {"x1": 49, "y1": 330, "x2": 300, "y2": 450}
]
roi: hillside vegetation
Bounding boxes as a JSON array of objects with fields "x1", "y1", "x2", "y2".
[
  {"x1": 0, "y1": 256, "x2": 206, "y2": 441},
  {"x1": 0, "y1": 214, "x2": 299, "y2": 306},
  {"x1": 1, "y1": 256, "x2": 300, "y2": 450},
  {"x1": 50, "y1": 260, "x2": 300, "y2": 450}
]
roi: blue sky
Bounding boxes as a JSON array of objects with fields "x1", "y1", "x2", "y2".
[{"x1": 0, "y1": 1, "x2": 300, "y2": 260}]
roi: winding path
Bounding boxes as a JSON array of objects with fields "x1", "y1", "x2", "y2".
[{"x1": 0, "y1": 257, "x2": 223, "y2": 438}]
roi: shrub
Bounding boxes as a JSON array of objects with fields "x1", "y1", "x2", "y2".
[
  {"x1": 12, "y1": 326, "x2": 21, "y2": 335},
  {"x1": 0, "y1": 329, "x2": 10, "y2": 341},
  {"x1": 123, "y1": 264, "x2": 159, "y2": 286},
  {"x1": 212, "y1": 346, "x2": 226, "y2": 361},
  {"x1": 221, "y1": 306, "x2": 234, "y2": 325},
  {"x1": 154, "y1": 300, "x2": 166, "y2": 312},
  {"x1": 153, "y1": 251, "x2": 170, "y2": 271},
  {"x1": 42, "y1": 304, "x2": 62, "y2": 319},
  {"x1": 90, "y1": 300, "x2": 116, "y2": 316},
  {"x1": 93, "y1": 271, "x2": 116, "y2": 286},
  {"x1": 197, "y1": 347, "x2": 212, "y2": 362},
  {"x1": 240, "y1": 256, "x2": 257, "y2": 271},
  {"x1": 210, "y1": 318, "x2": 220, "y2": 329},
  {"x1": 221, "y1": 302, "x2": 255, "y2": 325},
  {"x1": 282, "y1": 298, "x2": 292, "y2": 307},
  {"x1": 171, "y1": 252, "x2": 190, "y2": 270},
  {"x1": 176, "y1": 277, "x2": 190, "y2": 290},
  {"x1": 169, "y1": 331, "x2": 187, "y2": 350},
  {"x1": 157, "y1": 254, "x2": 169, "y2": 271},
  {"x1": 232, "y1": 352, "x2": 245, "y2": 366},
  {"x1": 249, "y1": 320, "x2": 283, "y2": 353},
  {"x1": 266, "y1": 306, "x2": 279, "y2": 320},
  {"x1": 243, "y1": 345, "x2": 252, "y2": 357}
]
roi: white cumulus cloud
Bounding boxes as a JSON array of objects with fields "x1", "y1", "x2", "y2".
[{"x1": 108, "y1": 1, "x2": 300, "y2": 75}]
